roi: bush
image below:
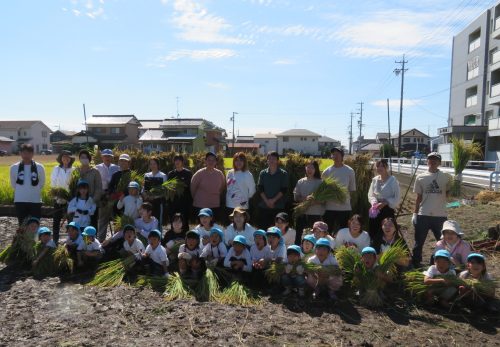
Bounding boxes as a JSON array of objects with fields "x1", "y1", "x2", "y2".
[{"x1": 344, "y1": 154, "x2": 374, "y2": 225}]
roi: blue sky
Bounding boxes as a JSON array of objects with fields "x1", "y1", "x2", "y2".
[{"x1": 1, "y1": 0, "x2": 497, "y2": 146}]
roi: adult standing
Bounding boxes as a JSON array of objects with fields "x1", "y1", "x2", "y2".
[
  {"x1": 412, "y1": 152, "x2": 452, "y2": 268},
  {"x1": 108, "y1": 153, "x2": 132, "y2": 197},
  {"x1": 256, "y1": 151, "x2": 289, "y2": 229},
  {"x1": 225, "y1": 152, "x2": 256, "y2": 218},
  {"x1": 50, "y1": 150, "x2": 75, "y2": 242},
  {"x1": 143, "y1": 157, "x2": 167, "y2": 229},
  {"x1": 293, "y1": 159, "x2": 324, "y2": 244},
  {"x1": 10, "y1": 144, "x2": 45, "y2": 225},
  {"x1": 96, "y1": 149, "x2": 119, "y2": 242},
  {"x1": 190, "y1": 152, "x2": 226, "y2": 223},
  {"x1": 75, "y1": 149, "x2": 102, "y2": 229},
  {"x1": 321, "y1": 147, "x2": 356, "y2": 233},
  {"x1": 167, "y1": 154, "x2": 192, "y2": 231},
  {"x1": 367, "y1": 159, "x2": 400, "y2": 247}
]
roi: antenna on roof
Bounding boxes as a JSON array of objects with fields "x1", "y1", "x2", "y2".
[{"x1": 176, "y1": 96, "x2": 180, "y2": 118}]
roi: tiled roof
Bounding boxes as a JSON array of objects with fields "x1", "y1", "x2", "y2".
[
  {"x1": 139, "y1": 129, "x2": 166, "y2": 141},
  {"x1": 277, "y1": 129, "x2": 321, "y2": 137},
  {"x1": 87, "y1": 115, "x2": 140, "y2": 125},
  {"x1": 227, "y1": 143, "x2": 260, "y2": 148},
  {"x1": 318, "y1": 136, "x2": 339, "y2": 143},
  {"x1": 0, "y1": 136, "x2": 15, "y2": 142},
  {"x1": 160, "y1": 118, "x2": 204, "y2": 128},
  {"x1": 0, "y1": 120, "x2": 46, "y2": 128},
  {"x1": 254, "y1": 133, "x2": 277, "y2": 139}
]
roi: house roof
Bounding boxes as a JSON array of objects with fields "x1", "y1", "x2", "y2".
[
  {"x1": 254, "y1": 133, "x2": 277, "y2": 139},
  {"x1": 0, "y1": 136, "x2": 15, "y2": 142},
  {"x1": 160, "y1": 118, "x2": 204, "y2": 128},
  {"x1": 227, "y1": 143, "x2": 260, "y2": 148},
  {"x1": 376, "y1": 132, "x2": 389, "y2": 139},
  {"x1": 139, "y1": 129, "x2": 166, "y2": 142},
  {"x1": 87, "y1": 115, "x2": 140, "y2": 125},
  {"x1": 138, "y1": 120, "x2": 163, "y2": 129},
  {"x1": 276, "y1": 129, "x2": 321, "y2": 137},
  {"x1": 359, "y1": 143, "x2": 382, "y2": 151},
  {"x1": 0, "y1": 120, "x2": 51, "y2": 129},
  {"x1": 318, "y1": 136, "x2": 339, "y2": 143},
  {"x1": 390, "y1": 129, "x2": 430, "y2": 139}
]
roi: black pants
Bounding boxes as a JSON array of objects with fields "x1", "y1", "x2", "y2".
[
  {"x1": 412, "y1": 215, "x2": 446, "y2": 266},
  {"x1": 149, "y1": 198, "x2": 165, "y2": 228},
  {"x1": 295, "y1": 214, "x2": 323, "y2": 244},
  {"x1": 15, "y1": 202, "x2": 42, "y2": 226},
  {"x1": 368, "y1": 206, "x2": 395, "y2": 250},
  {"x1": 257, "y1": 207, "x2": 282, "y2": 230},
  {"x1": 90, "y1": 207, "x2": 99, "y2": 229},
  {"x1": 52, "y1": 202, "x2": 67, "y2": 243},
  {"x1": 323, "y1": 210, "x2": 351, "y2": 234}
]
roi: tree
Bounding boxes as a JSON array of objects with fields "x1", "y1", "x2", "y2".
[
  {"x1": 450, "y1": 137, "x2": 482, "y2": 196},
  {"x1": 380, "y1": 143, "x2": 396, "y2": 158}
]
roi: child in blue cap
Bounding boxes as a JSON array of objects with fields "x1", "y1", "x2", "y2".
[
  {"x1": 224, "y1": 235, "x2": 252, "y2": 272},
  {"x1": 250, "y1": 230, "x2": 272, "y2": 270},
  {"x1": 301, "y1": 234, "x2": 317, "y2": 260},
  {"x1": 64, "y1": 221, "x2": 83, "y2": 260},
  {"x1": 458, "y1": 253, "x2": 497, "y2": 311},
  {"x1": 306, "y1": 237, "x2": 342, "y2": 300},
  {"x1": 178, "y1": 230, "x2": 203, "y2": 277},
  {"x1": 266, "y1": 227, "x2": 287, "y2": 263},
  {"x1": 194, "y1": 208, "x2": 224, "y2": 247},
  {"x1": 67, "y1": 179, "x2": 96, "y2": 230},
  {"x1": 117, "y1": 181, "x2": 143, "y2": 220},
  {"x1": 77, "y1": 226, "x2": 104, "y2": 268},
  {"x1": 200, "y1": 227, "x2": 227, "y2": 267},
  {"x1": 281, "y1": 245, "x2": 306, "y2": 297},
  {"x1": 423, "y1": 249, "x2": 457, "y2": 308},
  {"x1": 141, "y1": 229, "x2": 169, "y2": 277},
  {"x1": 32, "y1": 227, "x2": 57, "y2": 269}
]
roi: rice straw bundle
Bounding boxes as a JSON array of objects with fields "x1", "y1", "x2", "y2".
[
  {"x1": 335, "y1": 246, "x2": 361, "y2": 282},
  {"x1": 53, "y1": 245, "x2": 74, "y2": 273},
  {"x1": 164, "y1": 273, "x2": 193, "y2": 301},
  {"x1": 0, "y1": 245, "x2": 13, "y2": 263},
  {"x1": 460, "y1": 278, "x2": 497, "y2": 301},
  {"x1": 114, "y1": 215, "x2": 135, "y2": 232},
  {"x1": 304, "y1": 262, "x2": 342, "y2": 277},
  {"x1": 377, "y1": 241, "x2": 409, "y2": 275},
  {"x1": 294, "y1": 177, "x2": 348, "y2": 216},
  {"x1": 32, "y1": 242, "x2": 58, "y2": 277},
  {"x1": 403, "y1": 271, "x2": 463, "y2": 298},
  {"x1": 0, "y1": 231, "x2": 37, "y2": 265},
  {"x1": 135, "y1": 275, "x2": 169, "y2": 292},
  {"x1": 195, "y1": 268, "x2": 220, "y2": 301},
  {"x1": 148, "y1": 178, "x2": 186, "y2": 202},
  {"x1": 265, "y1": 262, "x2": 285, "y2": 284},
  {"x1": 88, "y1": 255, "x2": 135, "y2": 287},
  {"x1": 68, "y1": 168, "x2": 81, "y2": 196},
  {"x1": 216, "y1": 281, "x2": 261, "y2": 307},
  {"x1": 49, "y1": 187, "x2": 71, "y2": 201}
]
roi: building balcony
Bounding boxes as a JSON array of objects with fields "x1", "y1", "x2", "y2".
[
  {"x1": 492, "y1": 17, "x2": 500, "y2": 39},
  {"x1": 491, "y1": 50, "x2": 500, "y2": 71},
  {"x1": 437, "y1": 125, "x2": 488, "y2": 139},
  {"x1": 489, "y1": 118, "x2": 500, "y2": 137},
  {"x1": 489, "y1": 82, "x2": 500, "y2": 105}
]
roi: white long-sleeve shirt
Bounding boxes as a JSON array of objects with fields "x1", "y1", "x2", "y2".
[
  {"x1": 10, "y1": 161, "x2": 45, "y2": 203},
  {"x1": 96, "y1": 162, "x2": 120, "y2": 191},
  {"x1": 134, "y1": 217, "x2": 159, "y2": 239},
  {"x1": 225, "y1": 169, "x2": 256, "y2": 209},
  {"x1": 200, "y1": 242, "x2": 227, "y2": 259},
  {"x1": 224, "y1": 223, "x2": 255, "y2": 247},
  {"x1": 250, "y1": 244, "x2": 272, "y2": 262},
  {"x1": 68, "y1": 197, "x2": 96, "y2": 228},
  {"x1": 224, "y1": 247, "x2": 252, "y2": 272},
  {"x1": 50, "y1": 166, "x2": 74, "y2": 190},
  {"x1": 117, "y1": 195, "x2": 143, "y2": 219},
  {"x1": 367, "y1": 175, "x2": 401, "y2": 210}
]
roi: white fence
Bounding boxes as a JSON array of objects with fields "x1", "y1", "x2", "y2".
[{"x1": 375, "y1": 158, "x2": 500, "y2": 191}]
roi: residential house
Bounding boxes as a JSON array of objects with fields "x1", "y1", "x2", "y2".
[
  {"x1": 138, "y1": 119, "x2": 163, "y2": 138},
  {"x1": 390, "y1": 129, "x2": 430, "y2": 153},
  {"x1": 254, "y1": 133, "x2": 278, "y2": 155},
  {"x1": 352, "y1": 136, "x2": 376, "y2": 153},
  {"x1": 227, "y1": 142, "x2": 260, "y2": 154},
  {"x1": 85, "y1": 115, "x2": 142, "y2": 148},
  {"x1": 276, "y1": 129, "x2": 321, "y2": 155},
  {"x1": 375, "y1": 132, "x2": 390, "y2": 144},
  {"x1": 235, "y1": 136, "x2": 254, "y2": 143},
  {"x1": 0, "y1": 136, "x2": 15, "y2": 154},
  {"x1": 138, "y1": 129, "x2": 169, "y2": 153},
  {"x1": 0, "y1": 120, "x2": 52, "y2": 154},
  {"x1": 318, "y1": 136, "x2": 341, "y2": 155},
  {"x1": 358, "y1": 143, "x2": 383, "y2": 157},
  {"x1": 72, "y1": 131, "x2": 99, "y2": 146},
  {"x1": 50, "y1": 130, "x2": 77, "y2": 153}
]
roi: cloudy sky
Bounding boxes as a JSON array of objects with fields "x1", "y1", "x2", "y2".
[{"x1": 0, "y1": 0, "x2": 497, "y2": 145}]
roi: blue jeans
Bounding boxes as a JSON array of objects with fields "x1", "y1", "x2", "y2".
[{"x1": 281, "y1": 274, "x2": 306, "y2": 288}]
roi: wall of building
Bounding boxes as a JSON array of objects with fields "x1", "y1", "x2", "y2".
[
  {"x1": 255, "y1": 138, "x2": 278, "y2": 154},
  {"x1": 277, "y1": 136, "x2": 319, "y2": 155}
]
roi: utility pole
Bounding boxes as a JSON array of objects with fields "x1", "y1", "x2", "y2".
[
  {"x1": 357, "y1": 101, "x2": 364, "y2": 140},
  {"x1": 230, "y1": 112, "x2": 238, "y2": 155},
  {"x1": 386, "y1": 98, "x2": 392, "y2": 173},
  {"x1": 394, "y1": 55, "x2": 408, "y2": 158},
  {"x1": 348, "y1": 112, "x2": 354, "y2": 155},
  {"x1": 83, "y1": 103, "x2": 89, "y2": 145},
  {"x1": 176, "y1": 97, "x2": 180, "y2": 118}
]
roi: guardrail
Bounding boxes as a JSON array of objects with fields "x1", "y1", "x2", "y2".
[{"x1": 373, "y1": 157, "x2": 500, "y2": 191}]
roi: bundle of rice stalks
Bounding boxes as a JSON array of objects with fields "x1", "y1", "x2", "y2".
[
  {"x1": 216, "y1": 281, "x2": 261, "y2": 307},
  {"x1": 68, "y1": 168, "x2": 81, "y2": 196},
  {"x1": 335, "y1": 246, "x2": 361, "y2": 282},
  {"x1": 303, "y1": 262, "x2": 342, "y2": 277},
  {"x1": 32, "y1": 243, "x2": 58, "y2": 278},
  {"x1": 53, "y1": 245, "x2": 74, "y2": 273},
  {"x1": 265, "y1": 262, "x2": 286, "y2": 284},
  {"x1": 116, "y1": 170, "x2": 144, "y2": 194},
  {"x1": 195, "y1": 268, "x2": 220, "y2": 302},
  {"x1": 0, "y1": 231, "x2": 37, "y2": 265},
  {"x1": 403, "y1": 271, "x2": 463, "y2": 298},
  {"x1": 164, "y1": 273, "x2": 193, "y2": 301},
  {"x1": 148, "y1": 178, "x2": 186, "y2": 201},
  {"x1": 114, "y1": 214, "x2": 136, "y2": 232},
  {"x1": 49, "y1": 187, "x2": 71, "y2": 201},
  {"x1": 294, "y1": 177, "x2": 348, "y2": 216},
  {"x1": 88, "y1": 256, "x2": 135, "y2": 287},
  {"x1": 135, "y1": 275, "x2": 169, "y2": 292},
  {"x1": 378, "y1": 241, "x2": 409, "y2": 275},
  {"x1": 0, "y1": 245, "x2": 13, "y2": 263},
  {"x1": 460, "y1": 278, "x2": 497, "y2": 301}
]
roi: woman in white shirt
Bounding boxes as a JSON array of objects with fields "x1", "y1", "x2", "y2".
[
  {"x1": 143, "y1": 158, "x2": 167, "y2": 230},
  {"x1": 225, "y1": 152, "x2": 256, "y2": 223},
  {"x1": 50, "y1": 150, "x2": 75, "y2": 243},
  {"x1": 334, "y1": 214, "x2": 371, "y2": 252},
  {"x1": 367, "y1": 160, "x2": 400, "y2": 247}
]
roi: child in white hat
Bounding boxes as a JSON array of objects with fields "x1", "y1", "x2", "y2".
[{"x1": 434, "y1": 220, "x2": 471, "y2": 269}]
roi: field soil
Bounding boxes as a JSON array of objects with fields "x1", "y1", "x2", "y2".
[{"x1": 0, "y1": 197, "x2": 499, "y2": 345}]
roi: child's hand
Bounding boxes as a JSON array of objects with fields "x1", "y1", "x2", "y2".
[
  {"x1": 296, "y1": 265, "x2": 304, "y2": 275},
  {"x1": 285, "y1": 264, "x2": 293, "y2": 274}
]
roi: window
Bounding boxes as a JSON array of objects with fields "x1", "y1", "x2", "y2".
[
  {"x1": 464, "y1": 115, "x2": 477, "y2": 125},
  {"x1": 467, "y1": 56, "x2": 479, "y2": 80},
  {"x1": 403, "y1": 138, "x2": 410, "y2": 143},
  {"x1": 23, "y1": 131, "x2": 27, "y2": 136},
  {"x1": 413, "y1": 138, "x2": 417, "y2": 143},
  {"x1": 42, "y1": 131, "x2": 47, "y2": 138},
  {"x1": 465, "y1": 86, "x2": 478, "y2": 107},
  {"x1": 468, "y1": 29, "x2": 481, "y2": 52},
  {"x1": 283, "y1": 136, "x2": 289, "y2": 142},
  {"x1": 42, "y1": 144, "x2": 47, "y2": 149},
  {"x1": 110, "y1": 127, "x2": 121, "y2": 134},
  {"x1": 9, "y1": 136, "x2": 13, "y2": 139},
  {"x1": 265, "y1": 140, "x2": 269, "y2": 144},
  {"x1": 486, "y1": 110, "x2": 494, "y2": 120},
  {"x1": 312, "y1": 139, "x2": 316, "y2": 142}
]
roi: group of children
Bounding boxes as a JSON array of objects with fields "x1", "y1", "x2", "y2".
[{"x1": 19, "y1": 200, "x2": 497, "y2": 311}]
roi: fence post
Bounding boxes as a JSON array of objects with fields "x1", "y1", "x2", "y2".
[
  {"x1": 496, "y1": 160, "x2": 500, "y2": 172},
  {"x1": 397, "y1": 158, "x2": 401, "y2": 174}
]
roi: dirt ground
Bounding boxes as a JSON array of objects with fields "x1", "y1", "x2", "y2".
[{"x1": 0, "y1": 200, "x2": 499, "y2": 346}]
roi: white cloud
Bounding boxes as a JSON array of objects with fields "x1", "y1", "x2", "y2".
[
  {"x1": 170, "y1": 0, "x2": 253, "y2": 44},
  {"x1": 206, "y1": 82, "x2": 230, "y2": 89},
  {"x1": 273, "y1": 59, "x2": 296, "y2": 65},
  {"x1": 162, "y1": 48, "x2": 237, "y2": 61},
  {"x1": 65, "y1": 0, "x2": 105, "y2": 19},
  {"x1": 372, "y1": 99, "x2": 422, "y2": 108}
]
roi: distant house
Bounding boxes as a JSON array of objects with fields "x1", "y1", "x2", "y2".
[
  {"x1": 50, "y1": 130, "x2": 77, "y2": 153},
  {"x1": 227, "y1": 142, "x2": 260, "y2": 154},
  {"x1": 358, "y1": 143, "x2": 382, "y2": 156},
  {"x1": 72, "y1": 131, "x2": 99, "y2": 146},
  {"x1": 254, "y1": 133, "x2": 278, "y2": 155},
  {"x1": 138, "y1": 118, "x2": 226, "y2": 153},
  {"x1": 318, "y1": 136, "x2": 341, "y2": 154},
  {"x1": 85, "y1": 115, "x2": 142, "y2": 148},
  {"x1": 376, "y1": 132, "x2": 390, "y2": 144},
  {"x1": 0, "y1": 136, "x2": 16, "y2": 154},
  {"x1": 390, "y1": 128, "x2": 430, "y2": 153},
  {"x1": 352, "y1": 137, "x2": 376, "y2": 153},
  {"x1": 235, "y1": 136, "x2": 254, "y2": 143},
  {"x1": 138, "y1": 119, "x2": 163, "y2": 138},
  {"x1": 276, "y1": 129, "x2": 321, "y2": 155},
  {"x1": 0, "y1": 120, "x2": 52, "y2": 154}
]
